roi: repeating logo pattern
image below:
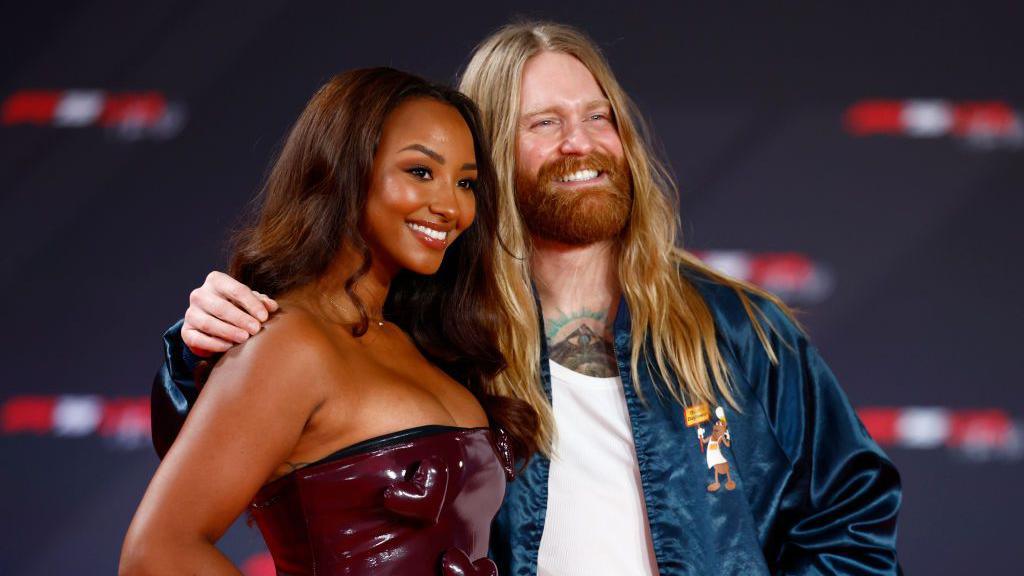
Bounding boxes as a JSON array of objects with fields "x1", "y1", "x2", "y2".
[{"x1": 1, "y1": 89, "x2": 187, "y2": 140}]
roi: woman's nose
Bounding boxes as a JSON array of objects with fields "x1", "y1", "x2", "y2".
[{"x1": 429, "y1": 181, "x2": 460, "y2": 221}]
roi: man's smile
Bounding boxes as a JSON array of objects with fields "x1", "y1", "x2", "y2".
[{"x1": 557, "y1": 168, "x2": 601, "y2": 183}]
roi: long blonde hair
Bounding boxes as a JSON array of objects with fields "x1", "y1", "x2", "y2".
[{"x1": 460, "y1": 21, "x2": 790, "y2": 455}]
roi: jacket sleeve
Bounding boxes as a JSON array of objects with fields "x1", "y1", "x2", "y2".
[
  {"x1": 150, "y1": 319, "x2": 207, "y2": 459},
  {"x1": 744, "y1": 300, "x2": 902, "y2": 575}
]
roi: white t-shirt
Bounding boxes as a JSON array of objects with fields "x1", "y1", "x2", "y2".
[{"x1": 537, "y1": 360, "x2": 660, "y2": 576}]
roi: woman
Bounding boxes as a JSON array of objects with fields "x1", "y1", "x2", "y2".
[{"x1": 120, "y1": 68, "x2": 536, "y2": 575}]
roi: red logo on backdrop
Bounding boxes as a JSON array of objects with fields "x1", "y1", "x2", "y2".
[
  {"x1": 693, "y1": 250, "x2": 835, "y2": 305},
  {"x1": 844, "y1": 99, "x2": 1022, "y2": 148},
  {"x1": 2, "y1": 395, "x2": 150, "y2": 447},
  {"x1": 1, "y1": 90, "x2": 186, "y2": 140},
  {"x1": 859, "y1": 406, "x2": 1020, "y2": 460},
  {"x1": 5, "y1": 393, "x2": 1020, "y2": 460}
]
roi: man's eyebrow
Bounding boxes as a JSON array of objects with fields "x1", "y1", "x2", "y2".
[
  {"x1": 400, "y1": 144, "x2": 444, "y2": 165},
  {"x1": 520, "y1": 99, "x2": 612, "y2": 120},
  {"x1": 520, "y1": 105, "x2": 560, "y2": 119}
]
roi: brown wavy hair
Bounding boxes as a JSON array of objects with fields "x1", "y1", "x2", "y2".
[{"x1": 229, "y1": 68, "x2": 538, "y2": 461}]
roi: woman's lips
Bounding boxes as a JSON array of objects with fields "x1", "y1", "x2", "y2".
[{"x1": 406, "y1": 221, "x2": 451, "y2": 250}]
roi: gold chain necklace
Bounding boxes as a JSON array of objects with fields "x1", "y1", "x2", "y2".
[{"x1": 327, "y1": 295, "x2": 385, "y2": 328}]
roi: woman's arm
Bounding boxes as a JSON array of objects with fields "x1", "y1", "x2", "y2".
[
  {"x1": 150, "y1": 273, "x2": 278, "y2": 458},
  {"x1": 122, "y1": 310, "x2": 327, "y2": 576}
]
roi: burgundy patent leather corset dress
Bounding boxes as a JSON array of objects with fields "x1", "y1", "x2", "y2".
[{"x1": 249, "y1": 425, "x2": 513, "y2": 576}]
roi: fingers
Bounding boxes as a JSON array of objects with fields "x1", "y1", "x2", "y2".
[
  {"x1": 181, "y1": 272, "x2": 280, "y2": 359},
  {"x1": 189, "y1": 289, "x2": 259, "y2": 338},
  {"x1": 210, "y1": 272, "x2": 270, "y2": 323},
  {"x1": 181, "y1": 328, "x2": 234, "y2": 357},
  {"x1": 191, "y1": 273, "x2": 265, "y2": 333},
  {"x1": 253, "y1": 291, "x2": 279, "y2": 313},
  {"x1": 185, "y1": 305, "x2": 253, "y2": 344}
]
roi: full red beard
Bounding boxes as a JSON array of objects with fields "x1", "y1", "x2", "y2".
[{"x1": 515, "y1": 150, "x2": 632, "y2": 245}]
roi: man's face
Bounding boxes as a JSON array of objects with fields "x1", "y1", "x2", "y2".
[{"x1": 515, "y1": 51, "x2": 631, "y2": 245}]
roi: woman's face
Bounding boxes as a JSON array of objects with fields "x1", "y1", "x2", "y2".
[{"x1": 361, "y1": 98, "x2": 478, "y2": 276}]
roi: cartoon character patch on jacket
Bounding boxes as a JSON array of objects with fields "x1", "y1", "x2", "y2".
[{"x1": 697, "y1": 406, "x2": 735, "y2": 492}]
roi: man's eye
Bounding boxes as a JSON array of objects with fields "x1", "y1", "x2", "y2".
[
  {"x1": 408, "y1": 167, "x2": 432, "y2": 180},
  {"x1": 532, "y1": 119, "x2": 556, "y2": 129},
  {"x1": 589, "y1": 113, "x2": 610, "y2": 122}
]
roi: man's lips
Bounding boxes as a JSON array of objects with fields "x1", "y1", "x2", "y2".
[
  {"x1": 556, "y1": 168, "x2": 601, "y2": 183},
  {"x1": 551, "y1": 171, "x2": 608, "y2": 188}
]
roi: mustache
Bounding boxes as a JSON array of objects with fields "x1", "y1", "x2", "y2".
[{"x1": 536, "y1": 150, "x2": 623, "y2": 184}]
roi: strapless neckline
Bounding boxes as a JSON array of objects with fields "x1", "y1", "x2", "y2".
[
  {"x1": 266, "y1": 424, "x2": 490, "y2": 490},
  {"x1": 249, "y1": 423, "x2": 506, "y2": 575},
  {"x1": 302, "y1": 424, "x2": 486, "y2": 469}
]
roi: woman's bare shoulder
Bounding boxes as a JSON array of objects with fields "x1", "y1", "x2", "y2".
[{"x1": 209, "y1": 303, "x2": 339, "y2": 399}]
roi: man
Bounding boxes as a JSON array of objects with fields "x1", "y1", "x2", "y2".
[{"x1": 154, "y1": 22, "x2": 901, "y2": 575}]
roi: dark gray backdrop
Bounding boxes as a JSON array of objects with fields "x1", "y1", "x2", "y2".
[{"x1": 2, "y1": 1, "x2": 1022, "y2": 574}]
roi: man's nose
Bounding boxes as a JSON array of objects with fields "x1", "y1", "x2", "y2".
[{"x1": 558, "y1": 122, "x2": 595, "y2": 156}]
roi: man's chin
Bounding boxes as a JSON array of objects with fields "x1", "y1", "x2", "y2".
[
  {"x1": 539, "y1": 182, "x2": 623, "y2": 206},
  {"x1": 530, "y1": 231, "x2": 622, "y2": 247},
  {"x1": 526, "y1": 210, "x2": 628, "y2": 245},
  {"x1": 518, "y1": 178, "x2": 632, "y2": 245}
]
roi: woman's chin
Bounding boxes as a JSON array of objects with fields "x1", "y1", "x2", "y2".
[{"x1": 401, "y1": 257, "x2": 445, "y2": 276}]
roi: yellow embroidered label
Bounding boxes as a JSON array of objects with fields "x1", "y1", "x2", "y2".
[{"x1": 684, "y1": 403, "x2": 711, "y2": 427}]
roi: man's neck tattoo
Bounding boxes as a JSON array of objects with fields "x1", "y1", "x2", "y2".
[{"x1": 544, "y1": 307, "x2": 618, "y2": 378}]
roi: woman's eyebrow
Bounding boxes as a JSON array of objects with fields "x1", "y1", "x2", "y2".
[
  {"x1": 400, "y1": 143, "x2": 445, "y2": 164},
  {"x1": 461, "y1": 162, "x2": 477, "y2": 171}
]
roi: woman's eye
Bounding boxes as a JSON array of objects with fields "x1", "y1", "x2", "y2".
[
  {"x1": 408, "y1": 166, "x2": 432, "y2": 180},
  {"x1": 457, "y1": 179, "x2": 477, "y2": 191}
]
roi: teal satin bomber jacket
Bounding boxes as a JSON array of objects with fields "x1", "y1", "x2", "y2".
[
  {"x1": 151, "y1": 273, "x2": 901, "y2": 575},
  {"x1": 490, "y1": 274, "x2": 902, "y2": 575}
]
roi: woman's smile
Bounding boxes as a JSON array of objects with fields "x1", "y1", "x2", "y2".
[{"x1": 406, "y1": 219, "x2": 454, "y2": 249}]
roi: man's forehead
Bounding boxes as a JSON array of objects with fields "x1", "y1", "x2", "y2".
[{"x1": 518, "y1": 51, "x2": 607, "y2": 113}]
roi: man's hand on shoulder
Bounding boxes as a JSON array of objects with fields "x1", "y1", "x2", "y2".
[
  {"x1": 182, "y1": 271, "x2": 279, "y2": 357},
  {"x1": 212, "y1": 304, "x2": 338, "y2": 408}
]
